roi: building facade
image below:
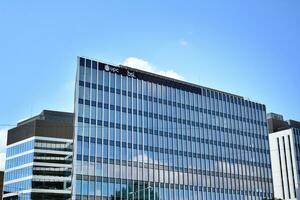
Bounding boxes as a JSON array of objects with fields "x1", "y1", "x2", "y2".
[
  {"x1": 3, "y1": 110, "x2": 74, "y2": 200},
  {"x1": 73, "y1": 57, "x2": 273, "y2": 200},
  {"x1": 268, "y1": 113, "x2": 300, "y2": 200}
]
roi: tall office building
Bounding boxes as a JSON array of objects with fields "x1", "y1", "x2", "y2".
[
  {"x1": 73, "y1": 57, "x2": 273, "y2": 199},
  {"x1": 3, "y1": 110, "x2": 74, "y2": 200},
  {"x1": 268, "y1": 113, "x2": 300, "y2": 200}
]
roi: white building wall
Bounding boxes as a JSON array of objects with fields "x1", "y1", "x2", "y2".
[{"x1": 269, "y1": 129, "x2": 299, "y2": 200}]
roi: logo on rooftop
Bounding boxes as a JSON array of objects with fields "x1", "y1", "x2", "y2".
[
  {"x1": 104, "y1": 65, "x2": 110, "y2": 71},
  {"x1": 104, "y1": 65, "x2": 119, "y2": 73},
  {"x1": 104, "y1": 64, "x2": 136, "y2": 78},
  {"x1": 127, "y1": 70, "x2": 135, "y2": 78}
]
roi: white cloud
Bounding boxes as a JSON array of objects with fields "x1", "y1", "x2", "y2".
[
  {"x1": 179, "y1": 39, "x2": 188, "y2": 47},
  {"x1": 0, "y1": 128, "x2": 8, "y2": 171},
  {"x1": 0, "y1": 128, "x2": 7, "y2": 152},
  {"x1": 158, "y1": 70, "x2": 184, "y2": 80},
  {"x1": 122, "y1": 57, "x2": 184, "y2": 80},
  {"x1": 17, "y1": 117, "x2": 29, "y2": 124},
  {"x1": 0, "y1": 152, "x2": 6, "y2": 171},
  {"x1": 122, "y1": 57, "x2": 153, "y2": 72}
]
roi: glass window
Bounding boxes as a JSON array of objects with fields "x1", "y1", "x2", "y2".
[
  {"x1": 102, "y1": 181, "x2": 108, "y2": 197},
  {"x1": 110, "y1": 73, "x2": 115, "y2": 88},
  {"x1": 104, "y1": 109, "x2": 109, "y2": 122},
  {"x1": 85, "y1": 67, "x2": 91, "y2": 82},
  {"x1": 109, "y1": 182, "x2": 115, "y2": 197},
  {"x1": 84, "y1": 105, "x2": 90, "y2": 118},
  {"x1": 110, "y1": 110, "x2": 115, "y2": 123},
  {"x1": 76, "y1": 180, "x2": 82, "y2": 194},
  {"x1": 122, "y1": 147, "x2": 126, "y2": 161},
  {"x1": 91, "y1": 142, "x2": 95, "y2": 156},
  {"x1": 103, "y1": 145, "x2": 108, "y2": 159},
  {"x1": 133, "y1": 79, "x2": 137, "y2": 92},
  {"x1": 110, "y1": 127, "x2": 114, "y2": 140},
  {"x1": 90, "y1": 180, "x2": 95, "y2": 195},
  {"x1": 104, "y1": 91, "x2": 109, "y2": 104},
  {"x1": 116, "y1": 110, "x2": 121, "y2": 124},
  {"x1": 92, "y1": 88, "x2": 97, "y2": 102},
  {"x1": 116, "y1": 146, "x2": 121, "y2": 160},
  {"x1": 82, "y1": 180, "x2": 88, "y2": 195},
  {"x1": 115, "y1": 128, "x2": 121, "y2": 142},
  {"x1": 109, "y1": 146, "x2": 114, "y2": 159},
  {"x1": 98, "y1": 70, "x2": 103, "y2": 85},
  {"x1": 77, "y1": 140, "x2": 82, "y2": 155},
  {"x1": 84, "y1": 141, "x2": 89, "y2": 156},
  {"x1": 128, "y1": 78, "x2": 132, "y2": 92},
  {"x1": 98, "y1": 89, "x2": 103, "y2": 104},
  {"x1": 97, "y1": 143, "x2": 102, "y2": 157},
  {"x1": 96, "y1": 180, "x2": 101, "y2": 196},
  {"x1": 92, "y1": 68, "x2": 97, "y2": 84},
  {"x1": 116, "y1": 74, "x2": 121, "y2": 89},
  {"x1": 79, "y1": 86, "x2": 84, "y2": 99},
  {"x1": 104, "y1": 71, "x2": 109, "y2": 87},
  {"x1": 122, "y1": 76, "x2": 127, "y2": 90},
  {"x1": 116, "y1": 93, "x2": 121, "y2": 106},
  {"x1": 79, "y1": 66, "x2": 85, "y2": 81}
]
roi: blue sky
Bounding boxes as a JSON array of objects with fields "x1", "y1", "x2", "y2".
[{"x1": 0, "y1": 1, "x2": 300, "y2": 168}]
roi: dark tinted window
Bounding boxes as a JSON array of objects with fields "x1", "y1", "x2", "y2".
[
  {"x1": 80, "y1": 57, "x2": 85, "y2": 66},
  {"x1": 86, "y1": 59, "x2": 91, "y2": 68}
]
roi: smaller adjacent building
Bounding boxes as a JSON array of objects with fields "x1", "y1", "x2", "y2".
[
  {"x1": 3, "y1": 110, "x2": 74, "y2": 200},
  {"x1": 268, "y1": 113, "x2": 300, "y2": 200},
  {"x1": 1, "y1": 171, "x2": 4, "y2": 199}
]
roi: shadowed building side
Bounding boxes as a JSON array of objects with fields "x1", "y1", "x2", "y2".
[{"x1": 0, "y1": 171, "x2": 3, "y2": 199}]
